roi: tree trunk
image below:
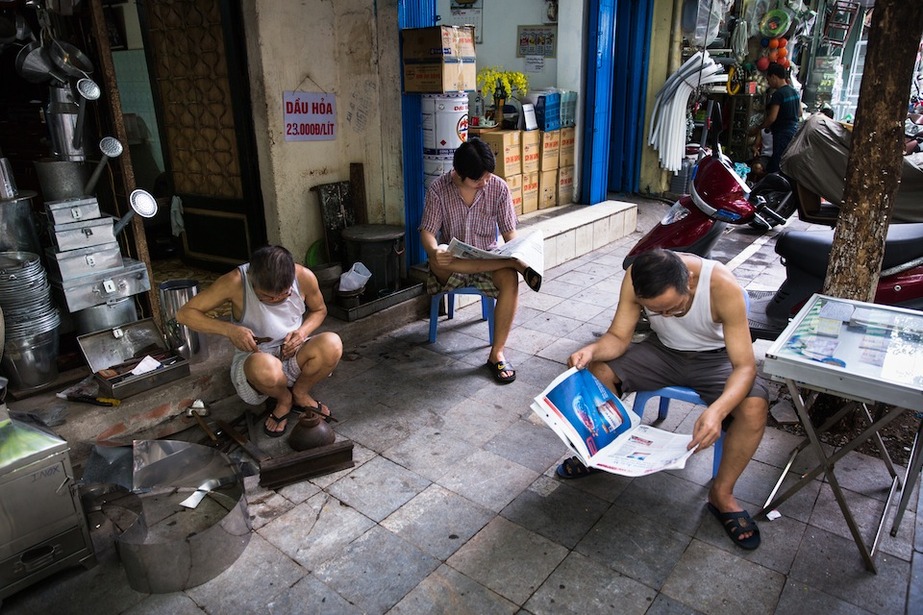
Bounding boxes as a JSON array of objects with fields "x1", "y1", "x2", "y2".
[{"x1": 823, "y1": 1, "x2": 923, "y2": 301}]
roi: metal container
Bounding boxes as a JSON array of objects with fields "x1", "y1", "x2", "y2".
[
  {"x1": 0, "y1": 191, "x2": 41, "y2": 254},
  {"x1": 341, "y1": 224, "x2": 406, "y2": 298},
  {"x1": 44, "y1": 84, "x2": 85, "y2": 162},
  {"x1": 77, "y1": 318, "x2": 190, "y2": 399},
  {"x1": 72, "y1": 297, "x2": 138, "y2": 335},
  {"x1": 1, "y1": 328, "x2": 59, "y2": 390},
  {"x1": 51, "y1": 258, "x2": 150, "y2": 312},
  {"x1": 158, "y1": 280, "x2": 203, "y2": 360},
  {"x1": 49, "y1": 215, "x2": 116, "y2": 252},
  {"x1": 45, "y1": 196, "x2": 101, "y2": 226},
  {"x1": 44, "y1": 243, "x2": 124, "y2": 281},
  {"x1": 33, "y1": 160, "x2": 88, "y2": 202},
  {"x1": 0, "y1": 417, "x2": 95, "y2": 601}
]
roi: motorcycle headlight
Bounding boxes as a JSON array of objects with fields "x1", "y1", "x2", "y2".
[{"x1": 661, "y1": 202, "x2": 691, "y2": 225}]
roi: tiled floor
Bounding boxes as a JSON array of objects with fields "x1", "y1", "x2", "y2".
[{"x1": 2, "y1": 199, "x2": 920, "y2": 614}]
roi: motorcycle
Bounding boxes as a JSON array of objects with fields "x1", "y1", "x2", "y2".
[{"x1": 624, "y1": 148, "x2": 923, "y2": 340}]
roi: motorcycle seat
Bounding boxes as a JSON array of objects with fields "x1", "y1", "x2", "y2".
[{"x1": 777, "y1": 222, "x2": 923, "y2": 278}]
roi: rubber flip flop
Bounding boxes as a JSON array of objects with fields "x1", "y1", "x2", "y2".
[
  {"x1": 707, "y1": 502, "x2": 761, "y2": 550},
  {"x1": 263, "y1": 411, "x2": 292, "y2": 438},
  {"x1": 486, "y1": 359, "x2": 516, "y2": 384},
  {"x1": 523, "y1": 267, "x2": 542, "y2": 292},
  {"x1": 292, "y1": 401, "x2": 336, "y2": 423},
  {"x1": 555, "y1": 456, "x2": 601, "y2": 479}
]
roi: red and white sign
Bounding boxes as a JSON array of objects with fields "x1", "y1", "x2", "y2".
[{"x1": 283, "y1": 91, "x2": 336, "y2": 142}]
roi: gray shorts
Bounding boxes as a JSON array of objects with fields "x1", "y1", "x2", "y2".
[
  {"x1": 607, "y1": 334, "x2": 769, "y2": 405},
  {"x1": 230, "y1": 351, "x2": 302, "y2": 406}
]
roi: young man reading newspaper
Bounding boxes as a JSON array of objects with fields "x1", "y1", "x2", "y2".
[
  {"x1": 564, "y1": 249, "x2": 769, "y2": 550},
  {"x1": 420, "y1": 138, "x2": 541, "y2": 384}
]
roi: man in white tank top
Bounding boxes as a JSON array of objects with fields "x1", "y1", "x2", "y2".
[
  {"x1": 563, "y1": 249, "x2": 769, "y2": 550},
  {"x1": 178, "y1": 245, "x2": 343, "y2": 437}
]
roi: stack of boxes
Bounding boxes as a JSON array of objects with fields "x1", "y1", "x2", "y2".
[
  {"x1": 401, "y1": 26, "x2": 476, "y2": 93},
  {"x1": 480, "y1": 130, "x2": 522, "y2": 214}
]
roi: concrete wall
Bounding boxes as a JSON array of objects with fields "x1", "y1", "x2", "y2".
[{"x1": 242, "y1": 0, "x2": 405, "y2": 263}]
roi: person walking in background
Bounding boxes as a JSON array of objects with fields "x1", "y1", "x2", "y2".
[{"x1": 759, "y1": 62, "x2": 801, "y2": 174}]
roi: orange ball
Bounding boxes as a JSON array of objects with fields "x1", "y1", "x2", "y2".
[
  {"x1": 757, "y1": 56, "x2": 770, "y2": 71},
  {"x1": 779, "y1": 58, "x2": 791, "y2": 69},
  {"x1": 778, "y1": 47, "x2": 788, "y2": 59},
  {"x1": 778, "y1": 37, "x2": 788, "y2": 48},
  {"x1": 769, "y1": 38, "x2": 779, "y2": 49},
  {"x1": 768, "y1": 50, "x2": 779, "y2": 61}
]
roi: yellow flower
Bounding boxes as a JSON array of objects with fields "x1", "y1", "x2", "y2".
[{"x1": 477, "y1": 66, "x2": 529, "y2": 100}]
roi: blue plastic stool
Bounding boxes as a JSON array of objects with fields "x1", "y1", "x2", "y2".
[
  {"x1": 428, "y1": 288, "x2": 495, "y2": 344},
  {"x1": 631, "y1": 386, "x2": 724, "y2": 478}
]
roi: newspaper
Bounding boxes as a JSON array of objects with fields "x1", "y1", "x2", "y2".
[
  {"x1": 445, "y1": 229, "x2": 544, "y2": 279},
  {"x1": 532, "y1": 367, "x2": 696, "y2": 477}
]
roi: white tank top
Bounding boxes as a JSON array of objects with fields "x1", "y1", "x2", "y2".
[
  {"x1": 233, "y1": 263, "x2": 305, "y2": 346},
  {"x1": 647, "y1": 258, "x2": 726, "y2": 351}
]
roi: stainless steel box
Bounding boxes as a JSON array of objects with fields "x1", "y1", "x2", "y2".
[
  {"x1": 51, "y1": 258, "x2": 150, "y2": 312},
  {"x1": 77, "y1": 318, "x2": 190, "y2": 399},
  {"x1": 49, "y1": 215, "x2": 116, "y2": 251},
  {"x1": 45, "y1": 196, "x2": 101, "y2": 226},
  {"x1": 45, "y1": 243, "x2": 124, "y2": 281},
  {"x1": 0, "y1": 420, "x2": 95, "y2": 600}
]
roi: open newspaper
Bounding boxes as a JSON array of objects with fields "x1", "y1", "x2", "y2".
[
  {"x1": 446, "y1": 229, "x2": 544, "y2": 281},
  {"x1": 532, "y1": 367, "x2": 696, "y2": 477}
]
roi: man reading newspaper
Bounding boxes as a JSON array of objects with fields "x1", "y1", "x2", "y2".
[
  {"x1": 420, "y1": 138, "x2": 542, "y2": 385},
  {"x1": 563, "y1": 249, "x2": 769, "y2": 550}
]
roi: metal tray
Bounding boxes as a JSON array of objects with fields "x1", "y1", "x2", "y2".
[{"x1": 76, "y1": 318, "x2": 190, "y2": 399}]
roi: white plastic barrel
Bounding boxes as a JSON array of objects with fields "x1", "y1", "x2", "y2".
[
  {"x1": 423, "y1": 154, "x2": 454, "y2": 193},
  {"x1": 422, "y1": 93, "x2": 468, "y2": 154}
]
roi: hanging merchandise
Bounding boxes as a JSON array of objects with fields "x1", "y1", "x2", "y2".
[
  {"x1": 759, "y1": 8, "x2": 792, "y2": 38},
  {"x1": 649, "y1": 51, "x2": 726, "y2": 173},
  {"x1": 683, "y1": 0, "x2": 735, "y2": 48}
]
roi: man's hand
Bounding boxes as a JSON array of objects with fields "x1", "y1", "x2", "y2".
[
  {"x1": 568, "y1": 346, "x2": 594, "y2": 370},
  {"x1": 689, "y1": 408, "x2": 724, "y2": 451},
  {"x1": 228, "y1": 326, "x2": 259, "y2": 352},
  {"x1": 433, "y1": 245, "x2": 455, "y2": 269},
  {"x1": 281, "y1": 331, "x2": 306, "y2": 358}
]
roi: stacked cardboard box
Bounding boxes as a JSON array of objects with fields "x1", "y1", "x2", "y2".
[
  {"x1": 519, "y1": 130, "x2": 541, "y2": 214},
  {"x1": 538, "y1": 130, "x2": 560, "y2": 210},
  {"x1": 505, "y1": 173, "x2": 523, "y2": 216},
  {"x1": 480, "y1": 130, "x2": 522, "y2": 177},
  {"x1": 401, "y1": 26, "x2": 476, "y2": 93},
  {"x1": 522, "y1": 170, "x2": 539, "y2": 214},
  {"x1": 557, "y1": 126, "x2": 576, "y2": 205}
]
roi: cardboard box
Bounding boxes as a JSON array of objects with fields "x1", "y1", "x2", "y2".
[
  {"x1": 504, "y1": 174, "x2": 523, "y2": 216},
  {"x1": 403, "y1": 60, "x2": 476, "y2": 93},
  {"x1": 522, "y1": 171, "x2": 539, "y2": 214},
  {"x1": 480, "y1": 130, "x2": 522, "y2": 177},
  {"x1": 521, "y1": 130, "x2": 541, "y2": 174},
  {"x1": 558, "y1": 165, "x2": 574, "y2": 205},
  {"x1": 559, "y1": 127, "x2": 576, "y2": 167},
  {"x1": 539, "y1": 169, "x2": 558, "y2": 210},
  {"x1": 401, "y1": 26, "x2": 476, "y2": 61},
  {"x1": 539, "y1": 130, "x2": 560, "y2": 171}
]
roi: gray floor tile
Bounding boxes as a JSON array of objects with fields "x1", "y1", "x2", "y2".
[
  {"x1": 517, "y1": 290, "x2": 567, "y2": 311},
  {"x1": 122, "y1": 593, "x2": 207, "y2": 615},
  {"x1": 615, "y1": 472, "x2": 710, "y2": 536},
  {"x1": 245, "y1": 476, "x2": 297, "y2": 530},
  {"x1": 789, "y1": 526, "x2": 910, "y2": 614},
  {"x1": 645, "y1": 593, "x2": 706, "y2": 615},
  {"x1": 517, "y1": 310, "x2": 585, "y2": 337},
  {"x1": 438, "y1": 449, "x2": 539, "y2": 512},
  {"x1": 501, "y1": 475, "x2": 609, "y2": 548},
  {"x1": 325, "y1": 455, "x2": 430, "y2": 522},
  {"x1": 545, "y1": 457, "x2": 633, "y2": 503},
  {"x1": 185, "y1": 533, "x2": 307, "y2": 614},
  {"x1": 484, "y1": 418, "x2": 567, "y2": 474},
  {"x1": 383, "y1": 425, "x2": 477, "y2": 482},
  {"x1": 539, "y1": 278, "x2": 589, "y2": 301},
  {"x1": 524, "y1": 550, "x2": 657, "y2": 615},
  {"x1": 446, "y1": 516, "x2": 568, "y2": 605},
  {"x1": 314, "y1": 525, "x2": 440, "y2": 613},
  {"x1": 438, "y1": 394, "x2": 522, "y2": 447},
  {"x1": 504, "y1": 326, "x2": 560, "y2": 357},
  {"x1": 534, "y1": 337, "x2": 587, "y2": 365},
  {"x1": 774, "y1": 579, "x2": 875, "y2": 615},
  {"x1": 545, "y1": 299, "x2": 609, "y2": 323},
  {"x1": 660, "y1": 539, "x2": 786, "y2": 615},
  {"x1": 575, "y1": 502, "x2": 692, "y2": 589},
  {"x1": 570, "y1": 286, "x2": 619, "y2": 309},
  {"x1": 510, "y1": 353, "x2": 570, "y2": 391},
  {"x1": 389, "y1": 564, "x2": 518, "y2": 614},
  {"x1": 333, "y1": 401, "x2": 431, "y2": 454},
  {"x1": 264, "y1": 574, "x2": 363, "y2": 614},
  {"x1": 381, "y1": 484, "x2": 494, "y2": 560},
  {"x1": 258, "y1": 491, "x2": 375, "y2": 570}
]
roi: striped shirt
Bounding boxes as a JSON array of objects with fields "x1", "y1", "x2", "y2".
[{"x1": 419, "y1": 172, "x2": 517, "y2": 251}]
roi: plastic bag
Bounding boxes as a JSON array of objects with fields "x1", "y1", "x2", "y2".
[
  {"x1": 684, "y1": 0, "x2": 734, "y2": 48},
  {"x1": 339, "y1": 262, "x2": 372, "y2": 292}
]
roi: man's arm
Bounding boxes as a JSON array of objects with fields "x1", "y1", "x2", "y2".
[
  {"x1": 281, "y1": 265, "x2": 327, "y2": 357},
  {"x1": 422, "y1": 227, "x2": 523, "y2": 275},
  {"x1": 176, "y1": 270, "x2": 259, "y2": 352},
  {"x1": 760, "y1": 103, "x2": 780, "y2": 131},
  {"x1": 569, "y1": 270, "x2": 641, "y2": 368}
]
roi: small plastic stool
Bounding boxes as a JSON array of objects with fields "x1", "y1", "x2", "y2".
[
  {"x1": 631, "y1": 386, "x2": 724, "y2": 478},
  {"x1": 428, "y1": 288, "x2": 495, "y2": 344}
]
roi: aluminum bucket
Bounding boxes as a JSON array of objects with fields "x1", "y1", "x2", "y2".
[
  {"x1": 159, "y1": 279, "x2": 205, "y2": 361},
  {"x1": 1, "y1": 327, "x2": 59, "y2": 389},
  {"x1": 33, "y1": 159, "x2": 88, "y2": 201}
]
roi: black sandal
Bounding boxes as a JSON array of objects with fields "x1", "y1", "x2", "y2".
[
  {"x1": 292, "y1": 401, "x2": 336, "y2": 423},
  {"x1": 486, "y1": 359, "x2": 516, "y2": 384},
  {"x1": 555, "y1": 456, "x2": 601, "y2": 479},
  {"x1": 523, "y1": 267, "x2": 542, "y2": 292},
  {"x1": 263, "y1": 411, "x2": 292, "y2": 437}
]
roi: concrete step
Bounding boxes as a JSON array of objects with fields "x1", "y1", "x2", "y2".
[{"x1": 6, "y1": 200, "x2": 639, "y2": 468}]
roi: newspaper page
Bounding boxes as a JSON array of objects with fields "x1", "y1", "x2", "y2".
[
  {"x1": 445, "y1": 229, "x2": 544, "y2": 278},
  {"x1": 532, "y1": 367, "x2": 696, "y2": 477}
]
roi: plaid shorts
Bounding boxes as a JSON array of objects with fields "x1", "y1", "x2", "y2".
[
  {"x1": 425, "y1": 269, "x2": 499, "y2": 298},
  {"x1": 230, "y1": 350, "x2": 303, "y2": 406}
]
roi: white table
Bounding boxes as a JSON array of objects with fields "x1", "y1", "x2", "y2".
[{"x1": 757, "y1": 294, "x2": 923, "y2": 572}]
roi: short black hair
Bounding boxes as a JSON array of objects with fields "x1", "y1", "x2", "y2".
[
  {"x1": 630, "y1": 249, "x2": 689, "y2": 299},
  {"x1": 453, "y1": 137, "x2": 495, "y2": 180},
  {"x1": 249, "y1": 245, "x2": 295, "y2": 294},
  {"x1": 766, "y1": 62, "x2": 788, "y2": 80}
]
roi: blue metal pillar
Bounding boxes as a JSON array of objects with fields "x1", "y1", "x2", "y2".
[
  {"x1": 399, "y1": 0, "x2": 436, "y2": 266},
  {"x1": 580, "y1": 0, "x2": 617, "y2": 205}
]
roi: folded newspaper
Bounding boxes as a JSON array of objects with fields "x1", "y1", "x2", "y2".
[
  {"x1": 445, "y1": 229, "x2": 544, "y2": 281},
  {"x1": 532, "y1": 367, "x2": 696, "y2": 477}
]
